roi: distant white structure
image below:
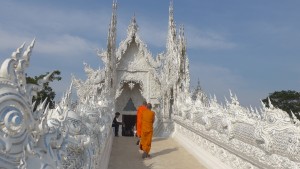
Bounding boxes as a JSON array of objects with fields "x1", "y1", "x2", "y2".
[{"x1": 1, "y1": 1, "x2": 300, "y2": 169}]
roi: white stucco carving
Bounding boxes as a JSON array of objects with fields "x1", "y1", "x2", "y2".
[{"x1": 173, "y1": 90, "x2": 300, "y2": 169}]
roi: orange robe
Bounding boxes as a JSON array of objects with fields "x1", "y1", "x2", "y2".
[
  {"x1": 140, "y1": 109, "x2": 155, "y2": 154},
  {"x1": 136, "y1": 105, "x2": 147, "y2": 137}
]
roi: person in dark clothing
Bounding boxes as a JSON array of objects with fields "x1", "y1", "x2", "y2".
[{"x1": 112, "y1": 112, "x2": 123, "y2": 136}]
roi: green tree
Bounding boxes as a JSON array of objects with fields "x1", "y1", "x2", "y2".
[
  {"x1": 262, "y1": 90, "x2": 300, "y2": 120},
  {"x1": 26, "y1": 70, "x2": 62, "y2": 110}
]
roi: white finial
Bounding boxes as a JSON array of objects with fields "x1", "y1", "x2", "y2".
[
  {"x1": 260, "y1": 99, "x2": 266, "y2": 108},
  {"x1": 229, "y1": 89, "x2": 233, "y2": 97},
  {"x1": 170, "y1": 0, "x2": 174, "y2": 12},
  {"x1": 224, "y1": 96, "x2": 229, "y2": 105},
  {"x1": 267, "y1": 97, "x2": 274, "y2": 109},
  {"x1": 23, "y1": 38, "x2": 35, "y2": 68},
  {"x1": 112, "y1": 0, "x2": 117, "y2": 10},
  {"x1": 255, "y1": 107, "x2": 261, "y2": 120},
  {"x1": 250, "y1": 105, "x2": 254, "y2": 112},
  {"x1": 12, "y1": 42, "x2": 25, "y2": 61}
]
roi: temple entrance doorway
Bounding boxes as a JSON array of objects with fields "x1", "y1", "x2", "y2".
[
  {"x1": 122, "y1": 115, "x2": 136, "y2": 136},
  {"x1": 115, "y1": 81, "x2": 145, "y2": 136}
]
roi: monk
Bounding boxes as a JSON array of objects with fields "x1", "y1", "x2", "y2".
[
  {"x1": 136, "y1": 101, "x2": 147, "y2": 145},
  {"x1": 140, "y1": 103, "x2": 155, "y2": 159}
]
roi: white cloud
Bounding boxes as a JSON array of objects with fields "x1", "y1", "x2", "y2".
[
  {"x1": 138, "y1": 22, "x2": 167, "y2": 48},
  {"x1": 189, "y1": 62, "x2": 269, "y2": 107},
  {"x1": 190, "y1": 62, "x2": 244, "y2": 102},
  {"x1": 35, "y1": 34, "x2": 98, "y2": 57},
  {"x1": 0, "y1": 0, "x2": 110, "y2": 64},
  {"x1": 116, "y1": 18, "x2": 237, "y2": 51},
  {"x1": 0, "y1": 29, "x2": 33, "y2": 52},
  {"x1": 0, "y1": 1, "x2": 110, "y2": 35},
  {"x1": 185, "y1": 25, "x2": 237, "y2": 50},
  {"x1": 0, "y1": 28, "x2": 102, "y2": 62}
]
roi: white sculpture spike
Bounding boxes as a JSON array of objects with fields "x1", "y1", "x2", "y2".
[
  {"x1": 250, "y1": 105, "x2": 254, "y2": 112},
  {"x1": 259, "y1": 108, "x2": 265, "y2": 120},
  {"x1": 22, "y1": 38, "x2": 35, "y2": 68},
  {"x1": 43, "y1": 103, "x2": 50, "y2": 116},
  {"x1": 260, "y1": 99, "x2": 267, "y2": 114},
  {"x1": 224, "y1": 96, "x2": 229, "y2": 106},
  {"x1": 229, "y1": 89, "x2": 233, "y2": 97},
  {"x1": 36, "y1": 98, "x2": 48, "y2": 112},
  {"x1": 60, "y1": 83, "x2": 73, "y2": 110},
  {"x1": 37, "y1": 71, "x2": 53, "y2": 85},
  {"x1": 11, "y1": 42, "x2": 25, "y2": 61},
  {"x1": 267, "y1": 97, "x2": 274, "y2": 109},
  {"x1": 246, "y1": 107, "x2": 252, "y2": 118},
  {"x1": 255, "y1": 107, "x2": 261, "y2": 120},
  {"x1": 291, "y1": 110, "x2": 297, "y2": 124},
  {"x1": 249, "y1": 105, "x2": 256, "y2": 118},
  {"x1": 38, "y1": 103, "x2": 50, "y2": 131},
  {"x1": 32, "y1": 101, "x2": 37, "y2": 110},
  {"x1": 234, "y1": 94, "x2": 238, "y2": 101},
  {"x1": 213, "y1": 94, "x2": 217, "y2": 102}
]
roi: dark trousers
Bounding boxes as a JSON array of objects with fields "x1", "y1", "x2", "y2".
[{"x1": 113, "y1": 124, "x2": 119, "y2": 136}]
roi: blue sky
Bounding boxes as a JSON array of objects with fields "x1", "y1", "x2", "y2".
[{"x1": 1, "y1": 0, "x2": 300, "y2": 107}]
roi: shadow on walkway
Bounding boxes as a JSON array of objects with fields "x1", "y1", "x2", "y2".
[
  {"x1": 150, "y1": 147, "x2": 178, "y2": 158},
  {"x1": 108, "y1": 136, "x2": 154, "y2": 169}
]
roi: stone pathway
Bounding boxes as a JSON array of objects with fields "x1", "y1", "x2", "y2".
[{"x1": 108, "y1": 136, "x2": 206, "y2": 169}]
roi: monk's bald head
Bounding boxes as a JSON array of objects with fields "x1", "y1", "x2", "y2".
[
  {"x1": 147, "y1": 103, "x2": 152, "y2": 109},
  {"x1": 143, "y1": 101, "x2": 147, "y2": 106}
]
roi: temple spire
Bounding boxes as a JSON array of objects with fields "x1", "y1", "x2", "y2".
[
  {"x1": 105, "y1": 0, "x2": 118, "y2": 94},
  {"x1": 166, "y1": 0, "x2": 177, "y2": 52},
  {"x1": 127, "y1": 13, "x2": 139, "y2": 37},
  {"x1": 107, "y1": 0, "x2": 117, "y2": 55}
]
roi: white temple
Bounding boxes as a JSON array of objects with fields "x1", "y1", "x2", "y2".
[
  {"x1": 73, "y1": 1, "x2": 191, "y2": 137},
  {"x1": 1, "y1": 1, "x2": 300, "y2": 169}
]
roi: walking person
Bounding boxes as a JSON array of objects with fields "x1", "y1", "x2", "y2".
[
  {"x1": 112, "y1": 112, "x2": 123, "y2": 137},
  {"x1": 140, "y1": 103, "x2": 155, "y2": 159},
  {"x1": 136, "y1": 101, "x2": 147, "y2": 145}
]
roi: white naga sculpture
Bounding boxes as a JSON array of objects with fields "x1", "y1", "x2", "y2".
[{"x1": 0, "y1": 39, "x2": 113, "y2": 168}]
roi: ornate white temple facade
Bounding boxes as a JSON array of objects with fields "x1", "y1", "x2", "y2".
[
  {"x1": 1, "y1": 1, "x2": 300, "y2": 169},
  {"x1": 77, "y1": 1, "x2": 191, "y2": 136}
]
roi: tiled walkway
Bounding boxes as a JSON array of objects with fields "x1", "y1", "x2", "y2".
[{"x1": 108, "y1": 136, "x2": 206, "y2": 169}]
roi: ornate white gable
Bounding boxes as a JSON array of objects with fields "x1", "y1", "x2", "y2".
[{"x1": 114, "y1": 16, "x2": 161, "y2": 115}]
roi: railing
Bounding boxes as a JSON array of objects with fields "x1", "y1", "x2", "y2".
[
  {"x1": 173, "y1": 92, "x2": 300, "y2": 169},
  {"x1": 0, "y1": 43, "x2": 114, "y2": 169}
]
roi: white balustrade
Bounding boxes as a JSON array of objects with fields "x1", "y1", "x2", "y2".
[{"x1": 173, "y1": 89, "x2": 300, "y2": 169}]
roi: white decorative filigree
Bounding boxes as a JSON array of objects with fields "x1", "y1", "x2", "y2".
[{"x1": 173, "y1": 90, "x2": 300, "y2": 169}]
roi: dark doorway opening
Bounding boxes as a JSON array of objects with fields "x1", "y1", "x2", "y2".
[{"x1": 122, "y1": 115, "x2": 136, "y2": 136}]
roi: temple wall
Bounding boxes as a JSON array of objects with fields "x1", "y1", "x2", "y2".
[
  {"x1": 172, "y1": 96, "x2": 300, "y2": 169},
  {"x1": 97, "y1": 129, "x2": 114, "y2": 169}
]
